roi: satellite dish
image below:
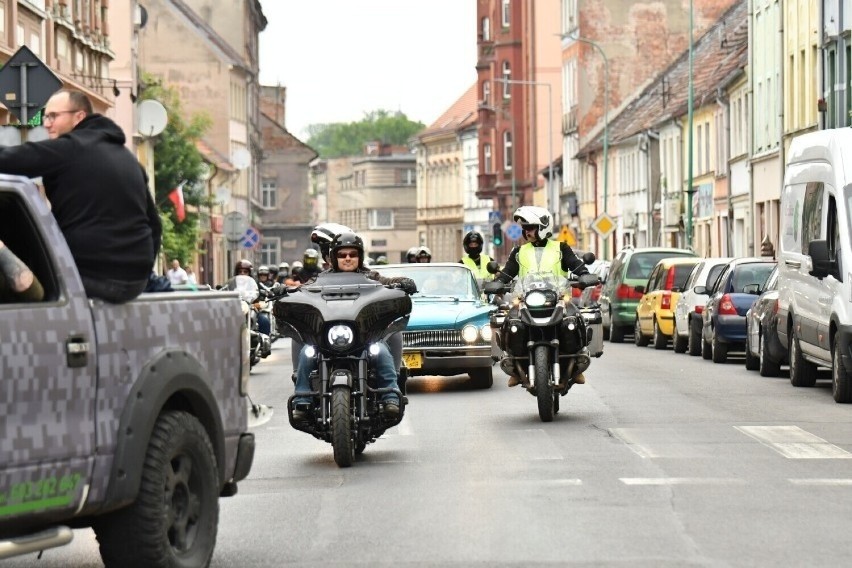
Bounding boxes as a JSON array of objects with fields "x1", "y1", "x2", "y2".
[
  {"x1": 27, "y1": 126, "x2": 50, "y2": 142},
  {"x1": 136, "y1": 99, "x2": 168, "y2": 137},
  {"x1": 214, "y1": 186, "x2": 231, "y2": 205},
  {"x1": 231, "y1": 148, "x2": 251, "y2": 170}
]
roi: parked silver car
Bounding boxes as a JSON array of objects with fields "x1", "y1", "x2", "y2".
[{"x1": 672, "y1": 257, "x2": 732, "y2": 355}]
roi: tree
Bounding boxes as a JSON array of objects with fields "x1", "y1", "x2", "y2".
[
  {"x1": 305, "y1": 110, "x2": 425, "y2": 158},
  {"x1": 140, "y1": 73, "x2": 212, "y2": 265}
]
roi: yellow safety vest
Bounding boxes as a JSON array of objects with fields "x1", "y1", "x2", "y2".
[
  {"x1": 517, "y1": 240, "x2": 566, "y2": 279},
  {"x1": 462, "y1": 254, "x2": 493, "y2": 279}
]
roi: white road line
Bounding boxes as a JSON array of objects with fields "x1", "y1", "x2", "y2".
[
  {"x1": 609, "y1": 428, "x2": 658, "y2": 458},
  {"x1": 735, "y1": 425, "x2": 852, "y2": 459},
  {"x1": 789, "y1": 479, "x2": 852, "y2": 486},
  {"x1": 620, "y1": 478, "x2": 747, "y2": 486}
]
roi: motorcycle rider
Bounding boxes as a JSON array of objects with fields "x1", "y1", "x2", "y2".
[
  {"x1": 257, "y1": 265, "x2": 275, "y2": 291},
  {"x1": 414, "y1": 246, "x2": 432, "y2": 263},
  {"x1": 291, "y1": 231, "x2": 417, "y2": 421},
  {"x1": 492, "y1": 206, "x2": 596, "y2": 387},
  {"x1": 406, "y1": 247, "x2": 418, "y2": 263},
  {"x1": 459, "y1": 230, "x2": 493, "y2": 280},
  {"x1": 294, "y1": 248, "x2": 322, "y2": 284},
  {"x1": 311, "y1": 222, "x2": 354, "y2": 263},
  {"x1": 285, "y1": 261, "x2": 303, "y2": 286},
  {"x1": 276, "y1": 262, "x2": 290, "y2": 285}
]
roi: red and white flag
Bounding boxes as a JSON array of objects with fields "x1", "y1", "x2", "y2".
[{"x1": 168, "y1": 183, "x2": 186, "y2": 222}]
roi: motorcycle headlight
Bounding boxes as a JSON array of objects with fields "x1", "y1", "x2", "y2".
[
  {"x1": 480, "y1": 324, "x2": 492, "y2": 342},
  {"x1": 327, "y1": 325, "x2": 354, "y2": 349},
  {"x1": 526, "y1": 291, "x2": 548, "y2": 307},
  {"x1": 461, "y1": 324, "x2": 479, "y2": 343}
]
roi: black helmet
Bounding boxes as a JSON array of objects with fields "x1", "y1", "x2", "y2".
[
  {"x1": 463, "y1": 231, "x2": 485, "y2": 255},
  {"x1": 233, "y1": 259, "x2": 253, "y2": 276},
  {"x1": 330, "y1": 231, "x2": 365, "y2": 271},
  {"x1": 303, "y1": 248, "x2": 320, "y2": 268}
]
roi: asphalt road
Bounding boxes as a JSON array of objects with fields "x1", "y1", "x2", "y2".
[{"x1": 10, "y1": 337, "x2": 852, "y2": 567}]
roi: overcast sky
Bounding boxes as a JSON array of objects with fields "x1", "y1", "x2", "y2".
[{"x1": 259, "y1": 0, "x2": 478, "y2": 139}]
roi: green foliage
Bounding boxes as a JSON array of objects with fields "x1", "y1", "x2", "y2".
[
  {"x1": 141, "y1": 72, "x2": 212, "y2": 263},
  {"x1": 306, "y1": 109, "x2": 425, "y2": 158}
]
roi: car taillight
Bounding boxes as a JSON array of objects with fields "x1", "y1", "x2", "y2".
[
  {"x1": 694, "y1": 305, "x2": 704, "y2": 314},
  {"x1": 661, "y1": 291, "x2": 672, "y2": 310},
  {"x1": 617, "y1": 284, "x2": 643, "y2": 300},
  {"x1": 592, "y1": 286, "x2": 601, "y2": 301},
  {"x1": 572, "y1": 287, "x2": 582, "y2": 298},
  {"x1": 719, "y1": 294, "x2": 737, "y2": 315},
  {"x1": 664, "y1": 268, "x2": 675, "y2": 291},
  {"x1": 772, "y1": 299, "x2": 779, "y2": 314}
]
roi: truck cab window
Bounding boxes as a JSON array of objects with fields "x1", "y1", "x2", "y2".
[{"x1": 0, "y1": 193, "x2": 58, "y2": 303}]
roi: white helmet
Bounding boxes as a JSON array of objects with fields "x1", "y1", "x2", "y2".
[{"x1": 513, "y1": 205, "x2": 554, "y2": 240}]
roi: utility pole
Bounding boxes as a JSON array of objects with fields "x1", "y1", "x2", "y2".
[{"x1": 686, "y1": 0, "x2": 695, "y2": 249}]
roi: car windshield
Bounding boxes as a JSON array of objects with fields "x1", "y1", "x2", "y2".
[
  {"x1": 626, "y1": 252, "x2": 692, "y2": 279},
  {"x1": 375, "y1": 265, "x2": 479, "y2": 299}
]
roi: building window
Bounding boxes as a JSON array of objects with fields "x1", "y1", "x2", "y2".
[
  {"x1": 503, "y1": 131, "x2": 513, "y2": 170},
  {"x1": 481, "y1": 16, "x2": 490, "y2": 41},
  {"x1": 482, "y1": 81, "x2": 490, "y2": 106},
  {"x1": 501, "y1": 0, "x2": 510, "y2": 27},
  {"x1": 261, "y1": 179, "x2": 277, "y2": 208},
  {"x1": 484, "y1": 143, "x2": 492, "y2": 173},
  {"x1": 0, "y1": 5, "x2": 5, "y2": 36},
  {"x1": 399, "y1": 169, "x2": 415, "y2": 185},
  {"x1": 260, "y1": 239, "x2": 279, "y2": 266},
  {"x1": 502, "y1": 61, "x2": 511, "y2": 99},
  {"x1": 369, "y1": 209, "x2": 394, "y2": 230}
]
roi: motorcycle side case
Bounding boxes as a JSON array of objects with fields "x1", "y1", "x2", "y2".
[{"x1": 580, "y1": 307, "x2": 604, "y2": 357}]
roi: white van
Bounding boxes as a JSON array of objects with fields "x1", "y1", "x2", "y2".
[{"x1": 777, "y1": 128, "x2": 852, "y2": 403}]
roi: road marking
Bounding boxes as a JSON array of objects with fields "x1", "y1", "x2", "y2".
[
  {"x1": 789, "y1": 479, "x2": 852, "y2": 486},
  {"x1": 620, "y1": 478, "x2": 747, "y2": 486},
  {"x1": 735, "y1": 425, "x2": 852, "y2": 459}
]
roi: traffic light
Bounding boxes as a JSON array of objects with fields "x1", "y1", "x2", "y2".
[{"x1": 492, "y1": 222, "x2": 503, "y2": 246}]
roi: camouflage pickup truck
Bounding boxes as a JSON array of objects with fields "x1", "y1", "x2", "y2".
[{"x1": 0, "y1": 177, "x2": 255, "y2": 566}]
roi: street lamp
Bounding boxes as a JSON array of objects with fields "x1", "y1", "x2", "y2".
[
  {"x1": 494, "y1": 77, "x2": 555, "y2": 224},
  {"x1": 479, "y1": 104, "x2": 517, "y2": 211},
  {"x1": 562, "y1": 33, "x2": 609, "y2": 259}
]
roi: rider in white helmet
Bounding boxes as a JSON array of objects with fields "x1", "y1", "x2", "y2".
[
  {"x1": 493, "y1": 206, "x2": 595, "y2": 386},
  {"x1": 311, "y1": 222, "x2": 354, "y2": 264}
]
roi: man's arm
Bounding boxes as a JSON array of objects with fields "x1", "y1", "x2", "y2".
[
  {"x1": 0, "y1": 138, "x2": 75, "y2": 178},
  {"x1": 494, "y1": 246, "x2": 521, "y2": 283},
  {"x1": 560, "y1": 242, "x2": 589, "y2": 276}
]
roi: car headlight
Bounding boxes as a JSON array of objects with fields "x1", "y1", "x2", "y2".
[
  {"x1": 327, "y1": 324, "x2": 354, "y2": 349},
  {"x1": 461, "y1": 324, "x2": 479, "y2": 343},
  {"x1": 480, "y1": 324, "x2": 492, "y2": 342}
]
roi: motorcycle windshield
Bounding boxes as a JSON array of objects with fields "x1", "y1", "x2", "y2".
[
  {"x1": 511, "y1": 271, "x2": 567, "y2": 301},
  {"x1": 234, "y1": 274, "x2": 259, "y2": 303},
  {"x1": 273, "y1": 271, "x2": 412, "y2": 348}
]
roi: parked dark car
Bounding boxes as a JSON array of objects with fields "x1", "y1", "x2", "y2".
[
  {"x1": 700, "y1": 258, "x2": 777, "y2": 363},
  {"x1": 744, "y1": 265, "x2": 787, "y2": 376}
]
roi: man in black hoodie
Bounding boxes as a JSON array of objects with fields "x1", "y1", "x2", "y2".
[{"x1": 0, "y1": 89, "x2": 161, "y2": 303}]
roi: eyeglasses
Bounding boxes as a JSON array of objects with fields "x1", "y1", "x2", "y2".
[
  {"x1": 42, "y1": 110, "x2": 81, "y2": 124},
  {"x1": 336, "y1": 252, "x2": 359, "y2": 259}
]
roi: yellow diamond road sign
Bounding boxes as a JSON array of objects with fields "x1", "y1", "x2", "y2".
[{"x1": 591, "y1": 212, "x2": 616, "y2": 238}]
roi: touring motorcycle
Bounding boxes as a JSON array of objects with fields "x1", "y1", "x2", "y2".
[
  {"x1": 485, "y1": 270, "x2": 602, "y2": 422},
  {"x1": 273, "y1": 271, "x2": 412, "y2": 467}
]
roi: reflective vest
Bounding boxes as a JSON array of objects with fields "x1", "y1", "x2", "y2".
[
  {"x1": 517, "y1": 240, "x2": 566, "y2": 279},
  {"x1": 462, "y1": 254, "x2": 492, "y2": 279}
]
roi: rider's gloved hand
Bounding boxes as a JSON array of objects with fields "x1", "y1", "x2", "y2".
[{"x1": 400, "y1": 280, "x2": 418, "y2": 295}]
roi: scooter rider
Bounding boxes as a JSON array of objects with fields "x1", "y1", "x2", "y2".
[
  {"x1": 492, "y1": 206, "x2": 596, "y2": 386},
  {"x1": 291, "y1": 231, "x2": 417, "y2": 421},
  {"x1": 459, "y1": 230, "x2": 494, "y2": 280}
]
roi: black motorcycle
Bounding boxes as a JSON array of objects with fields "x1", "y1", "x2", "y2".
[
  {"x1": 273, "y1": 271, "x2": 412, "y2": 467},
  {"x1": 485, "y1": 271, "x2": 601, "y2": 422}
]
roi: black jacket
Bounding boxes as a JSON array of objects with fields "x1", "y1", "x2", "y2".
[
  {"x1": 496, "y1": 240, "x2": 588, "y2": 283},
  {"x1": 0, "y1": 114, "x2": 161, "y2": 282}
]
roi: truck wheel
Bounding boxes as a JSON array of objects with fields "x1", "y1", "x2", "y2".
[
  {"x1": 789, "y1": 328, "x2": 817, "y2": 387},
  {"x1": 95, "y1": 411, "x2": 219, "y2": 568},
  {"x1": 832, "y1": 341, "x2": 852, "y2": 403},
  {"x1": 331, "y1": 386, "x2": 354, "y2": 467}
]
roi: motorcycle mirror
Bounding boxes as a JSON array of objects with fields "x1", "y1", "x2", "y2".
[
  {"x1": 582, "y1": 252, "x2": 596, "y2": 265},
  {"x1": 486, "y1": 260, "x2": 500, "y2": 274}
]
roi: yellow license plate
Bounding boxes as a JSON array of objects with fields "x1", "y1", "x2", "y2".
[{"x1": 402, "y1": 353, "x2": 423, "y2": 369}]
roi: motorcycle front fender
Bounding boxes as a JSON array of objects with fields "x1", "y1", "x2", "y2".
[
  {"x1": 519, "y1": 304, "x2": 565, "y2": 327},
  {"x1": 330, "y1": 369, "x2": 353, "y2": 388}
]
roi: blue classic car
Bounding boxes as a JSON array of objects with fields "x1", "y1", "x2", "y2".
[{"x1": 373, "y1": 263, "x2": 496, "y2": 388}]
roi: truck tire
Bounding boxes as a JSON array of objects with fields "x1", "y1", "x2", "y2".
[
  {"x1": 95, "y1": 411, "x2": 219, "y2": 568},
  {"x1": 832, "y1": 341, "x2": 852, "y2": 403}
]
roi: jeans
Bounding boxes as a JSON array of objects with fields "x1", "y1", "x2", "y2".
[
  {"x1": 256, "y1": 312, "x2": 270, "y2": 336},
  {"x1": 293, "y1": 341, "x2": 399, "y2": 405},
  {"x1": 81, "y1": 275, "x2": 147, "y2": 303}
]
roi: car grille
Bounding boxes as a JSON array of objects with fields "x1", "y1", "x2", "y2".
[{"x1": 403, "y1": 330, "x2": 487, "y2": 347}]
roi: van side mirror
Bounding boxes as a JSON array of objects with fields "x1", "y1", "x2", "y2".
[{"x1": 808, "y1": 240, "x2": 836, "y2": 279}]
